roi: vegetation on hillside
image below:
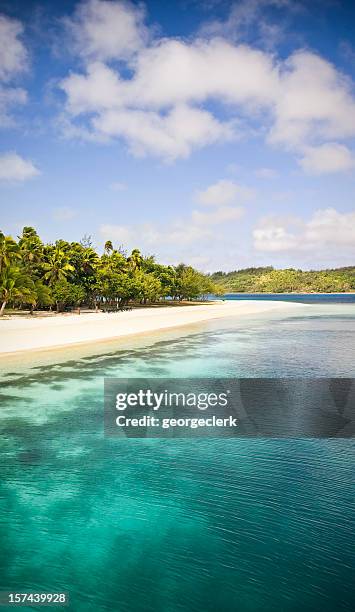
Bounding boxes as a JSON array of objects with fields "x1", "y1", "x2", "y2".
[
  {"x1": 211, "y1": 267, "x2": 355, "y2": 293},
  {"x1": 0, "y1": 227, "x2": 224, "y2": 315}
]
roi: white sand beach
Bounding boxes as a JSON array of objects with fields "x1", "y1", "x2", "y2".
[{"x1": 0, "y1": 301, "x2": 308, "y2": 355}]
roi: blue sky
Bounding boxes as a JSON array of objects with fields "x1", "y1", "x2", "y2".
[{"x1": 1, "y1": 0, "x2": 355, "y2": 271}]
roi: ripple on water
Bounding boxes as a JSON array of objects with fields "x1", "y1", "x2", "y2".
[{"x1": 0, "y1": 308, "x2": 354, "y2": 611}]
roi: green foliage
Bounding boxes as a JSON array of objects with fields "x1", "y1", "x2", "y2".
[
  {"x1": 3, "y1": 224, "x2": 353, "y2": 316},
  {"x1": 174, "y1": 265, "x2": 219, "y2": 300},
  {"x1": 43, "y1": 247, "x2": 74, "y2": 285},
  {"x1": 0, "y1": 265, "x2": 35, "y2": 315},
  {"x1": 211, "y1": 266, "x2": 354, "y2": 293},
  {"x1": 0, "y1": 231, "x2": 21, "y2": 274},
  {"x1": 52, "y1": 280, "x2": 85, "y2": 311},
  {"x1": 33, "y1": 280, "x2": 53, "y2": 308}
]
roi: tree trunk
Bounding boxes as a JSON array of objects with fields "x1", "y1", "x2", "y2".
[
  {"x1": 0, "y1": 300, "x2": 7, "y2": 316},
  {"x1": 30, "y1": 304, "x2": 34, "y2": 315}
]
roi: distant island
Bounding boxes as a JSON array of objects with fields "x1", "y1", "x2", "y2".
[{"x1": 210, "y1": 267, "x2": 355, "y2": 294}]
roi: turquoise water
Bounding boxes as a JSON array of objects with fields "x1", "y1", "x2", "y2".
[
  {"x1": 223, "y1": 293, "x2": 355, "y2": 303},
  {"x1": 1, "y1": 305, "x2": 355, "y2": 611}
]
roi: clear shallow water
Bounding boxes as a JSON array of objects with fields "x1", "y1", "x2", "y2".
[
  {"x1": 223, "y1": 293, "x2": 355, "y2": 303},
  {"x1": 1, "y1": 305, "x2": 355, "y2": 611}
]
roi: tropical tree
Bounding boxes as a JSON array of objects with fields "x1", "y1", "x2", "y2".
[
  {"x1": 95, "y1": 268, "x2": 135, "y2": 310},
  {"x1": 18, "y1": 227, "x2": 44, "y2": 275},
  {"x1": 52, "y1": 279, "x2": 85, "y2": 312},
  {"x1": 175, "y1": 266, "x2": 207, "y2": 300},
  {"x1": 0, "y1": 232, "x2": 20, "y2": 274},
  {"x1": 104, "y1": 240, "x2": 113, "y2": 254},
  {"x1": 22, "y1": 280, "x2": 53, "y2": 314},
  {"x1": 0, "y1": 266, "x2": 35, "y2": 316},
  {"x1": 43, "y1": 247, "x2": 74, "y2": 285},
  {"x1": 133, "y1": 271, "x2": 162, "y2": 304},
  {"x1": 127, "y1": 248, "x2": 143, "y2": 272}
]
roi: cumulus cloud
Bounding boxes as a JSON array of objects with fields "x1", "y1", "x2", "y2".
[
  {"x1": 269, "y1": 51, "x2": 355, "y2": 149},
  {"x1": 0, "y1": 14, "x2": 28, "y2": 126},
  {"x1": 195, "y1": 179, "x2": 254, "y2": 206},
  {"x1": 0, "y1": 152, "x2": 40, "y2": 182},
  {"x1": 253, "y1": 208, "x2": 355, "y2": 253},
  {"x1": 58, "y1": 1, "x2": 355, "y2": 169},
  {"x1": 60, "y1": 38, "x2": 279, "y2": 112},
  {"x1": 298, "y1": 143, "x2": 355, "y2": 175},
  {"x1": 92, "y1": 104, "x2": 233, "y2": 160},
  {"x1": 63, "y1": 0, "x2": 148, "y2": 62}
]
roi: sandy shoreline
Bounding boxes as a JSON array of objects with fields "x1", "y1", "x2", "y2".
[{"x1": 0, "y1": 301, "x2": 307, "y2": 355}]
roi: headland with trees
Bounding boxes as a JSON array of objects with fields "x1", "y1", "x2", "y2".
[{"x1": 0, "y1": 227, "x2": 224, "y2": 316}]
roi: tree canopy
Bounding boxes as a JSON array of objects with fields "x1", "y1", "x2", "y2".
[
  {"x1": 210, "y1": 267, "x2": 355, "y2": 293},
  {"x1": 0, "y1": 228, "x2": 224, "y2": 315}
]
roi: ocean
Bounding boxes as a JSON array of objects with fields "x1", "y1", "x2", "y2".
[
  {"x1": 0, "y1": 302, "x2": 354, "y2": 611},
  {"x1": 223, "y1": 293, "x2": 355, "y2": 303}
]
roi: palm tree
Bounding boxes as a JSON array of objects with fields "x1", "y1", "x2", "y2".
[
  {"x1": 0, "y1": 232, "x2": 21, "y2": 274},
  {"x1": 29, "y1": 280, "x2": 53, "y2": 315},
  {"x1": 19, "y1": 236, "x2": 44, "y2": 273},
  {"x1": 0, "y1": 266, "x2": 35, "y2": 316},
  {"x1": 104, "y1": 240, "x2": 113, "y2": 255},
  {"x1": 43, "y1": 247, "x2": 74, "y2": 285},
  {"x1": 81, "y1": 248, "x2": 99, "y2": 274},
  {"x1": 127, "y1": 248, "x2": 143, "y2": 272}
]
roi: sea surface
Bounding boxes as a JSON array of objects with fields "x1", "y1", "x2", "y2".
[
  {"x1": 223, "y1": 293, "x2": 355, "y2": 303},
  {"x1": 0, "y1": 302, "x2": 355, "y2": 611}
]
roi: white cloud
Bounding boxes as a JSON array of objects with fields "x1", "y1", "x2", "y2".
[
  {"x1": 58, "y1": 36, "x2": 278, "y2": 160},
  {"x1": 253, "y1": 218, "x2": 300, "y2": 251},
  {"x1": 199, "y1": 0, "x2": 295, "y2": 49},
  {"x1": 0, "y1": 15, "x2": 28, "y2": 81},
  {"x1": 52, "y1": 206, "x2": 77, "y2": 221},
  {"x1": 270, "y1": 51, "x2": 355, "y2": 148},
  {"x1": 195, "y1": 179, "x2": 254, "y2": 206},
  {"x1": 60, "y1": 38, "x2": 279, "y2": 113},
  {"x1": 92, "y1": 104, "x2": 233, "y2": 160},
  {"x1": 120, "y1": 38, "x2": 279, "y2": 109},
  {"x1": 253, "y1": 208, "x2": 355, "y2": 253},
  {"x1": 0, "y1": 152, "x2": 40, "y2": 182},
  {"x1": 298, "y1": 143, "x2": 355, "y2": 175},
  {"x1": 60, "y1": 61, "x2": 123, "y2": 116},
  {"x1": 0, "y1": 14, "x2": 28, "y2": 126},
  {"x1": 58, "y1": 3, "x2": 355, "y2": 169},
  {"x1": 64, "y1": 0, "x2": 148, "y2": 62}
]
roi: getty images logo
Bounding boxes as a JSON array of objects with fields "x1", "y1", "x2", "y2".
[{"x1": 115, "y1": 388, "x2": 231, "y2": 411}]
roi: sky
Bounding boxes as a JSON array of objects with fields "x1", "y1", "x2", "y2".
[{"x1": 0, "y1": 0, "x2": 355, "y2": 271}]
